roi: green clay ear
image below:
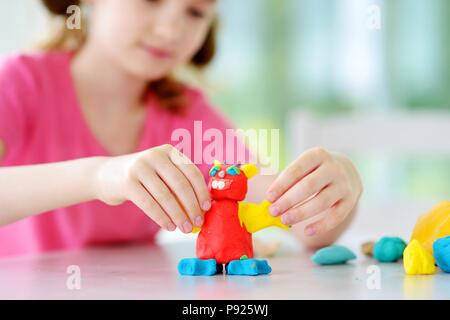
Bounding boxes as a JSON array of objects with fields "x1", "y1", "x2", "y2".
[
  {"x1": 226, "y1": 166, "x2": 240, "y2": 176},
  {"x1": 209, "y1": 165, "x2": 221, "y2": 176}
]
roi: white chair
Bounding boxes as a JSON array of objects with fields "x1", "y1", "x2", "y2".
[{"x1": 287, "y1": 110, "x2": 450, "y2": 156}]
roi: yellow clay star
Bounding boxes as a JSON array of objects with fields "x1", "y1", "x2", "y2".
[{"x1": 403, "y1": 240, "x2": 436, "y2": 275}]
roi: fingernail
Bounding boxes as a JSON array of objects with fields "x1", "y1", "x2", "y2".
[
  {"x1": 167, "y1": 223, "x2": 176, "y2": 232},
  {"x1": 194, "y1": 215, "x2": 204, "y2": 227},
  {"x1": 267, "y1": 191, "x2": 277, "y2": 202},
  {"x1": 182, "y1": 221, "x2": 192, "y2": 233},
  {"x1": 305, "y1": 226, "x2": 316, "y2": 236},
  {"x1": 202, "y1": 200, "x2": 211, "y2": 211},
  {"x1": 269, "y1": 205, "x2": 280, "y2": 216},
  {"x1": 281, "y1": 213, "x2": 291, "y2": 225}
]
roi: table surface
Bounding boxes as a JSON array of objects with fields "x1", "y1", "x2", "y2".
[{"x1": 0, "y1": 241, "x2": 448, "y2": 300}]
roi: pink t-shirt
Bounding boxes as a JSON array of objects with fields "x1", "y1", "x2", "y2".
[{"x1": 0, "y1": 51, "x2": 252, "y2": 257}]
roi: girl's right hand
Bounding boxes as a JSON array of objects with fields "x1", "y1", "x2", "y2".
[{"x1": 93, "y1": 144, "x2": 211, "y2": 233}]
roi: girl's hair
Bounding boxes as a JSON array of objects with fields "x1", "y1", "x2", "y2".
[{"x1": 40, "y1": 0, "x2": 217, "y2": 113}]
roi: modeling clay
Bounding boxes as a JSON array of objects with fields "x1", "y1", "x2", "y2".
[
  {"x1": 410, "y1": 201, "x2": 450, "y2": 254},
  {"x1": 178, "y1": 161, "x2": 289, "y2": 276},
  {"x1": 432, "y1": 236, "x2": 450, "y2": 273},
  {"x1": 403, "y1": 240, "x2": 436, "y2": 275},
  {"x1": 227, "y1": 258, "x2": 272, "y2": 275},
  {"x1": 178, "y1": 258, "x2": 221, "y2": 276},
  {"x1": 361, "y1": 241, "x2": 374, "y2": 257},
  {"x1": 373, "y1": 237, "x2": 406, "y2": 263},
  {"x1": 311, "y1": 245, "x2": 356, "y2": 265}
]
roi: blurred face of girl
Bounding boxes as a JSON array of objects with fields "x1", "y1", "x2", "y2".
[{"x1": 88, "y1": 0, "x2": 217, "y2": 80}]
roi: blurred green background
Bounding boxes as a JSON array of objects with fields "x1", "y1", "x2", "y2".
[
  {"x1": 0, "y1": 0, "x2": 449, "y2": 205},
  {"x1": 204, "y1": 0, "x2": 450, "y2": 203}
]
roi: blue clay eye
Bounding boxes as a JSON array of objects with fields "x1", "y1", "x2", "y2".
[
  {"x1": 209, "y1": 165, "x2": 221, "y2": 177},
  {"x1": 226, "y1": 166, "x2": 240, "y2": 176}
]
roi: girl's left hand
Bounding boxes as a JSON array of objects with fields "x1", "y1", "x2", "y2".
[{"x1": 266, "y1": 148, "x2": 363, "y2": 237}]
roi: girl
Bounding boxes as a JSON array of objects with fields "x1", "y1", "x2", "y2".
[{"x1": 0, "y1": 0, "x2": 362, "y2": 257}]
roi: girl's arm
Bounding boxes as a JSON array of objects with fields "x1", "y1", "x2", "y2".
[
  {"x1": 248, "y1": 173, "x2": 357, "y2": 249},
  {"x1": 0, "y1": 155, "x2": 104, "y2": 225},
  {"x1": 0, "y1": 143, "x2": 211, "y2": 232},
  {"x1": 247, "y1": 149, "x2": 362, "y2": 250}
]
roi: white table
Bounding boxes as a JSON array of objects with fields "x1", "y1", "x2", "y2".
[{"x1": 0, "y1": 240, "x2": 448, "y2": 300}]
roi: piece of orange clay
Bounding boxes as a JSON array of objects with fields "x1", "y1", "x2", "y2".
[
  {"x1": 410, "y1": 201, "x2": 450, "y2": 254},
  {"x1": 253, "y1": 238, "x2": 282, "y2": 258},
  {"x1": 403, "y1": 240, "x2": 436, "y2": 275},
  {"x1": 361, "y1": 241, "x2": 375, "y2": 257}
]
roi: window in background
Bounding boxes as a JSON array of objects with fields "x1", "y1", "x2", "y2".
[
  {"x1": 208, "y1": 0, "x2": 450, "y2": 202},
  {"x1": 386, "y1": 0, "x2": 450, "y2": 110},
  {"x1": 0, "y1": 0, "x2": 47, "y2": 54},
  {"x1": 384, "y1": 0, "x2": 450, "y2": 201}
]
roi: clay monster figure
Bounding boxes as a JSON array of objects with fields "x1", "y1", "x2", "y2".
[{"x1": 178, "y1": 161, "x2": 289, "y2": 276}]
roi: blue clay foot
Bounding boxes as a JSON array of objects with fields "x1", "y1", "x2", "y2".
[
  {"x1": 226, "y1": 258, "x2": 272, "y2": 276},
  {"x1": 178, "y1": 258, "x2": 221, "y2": 276}
]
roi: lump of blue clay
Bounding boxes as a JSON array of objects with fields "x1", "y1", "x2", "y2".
[
  {"x1": 433, "y1": 236, "x2": 450, "y2": 273},
  {"x1": 373, "y1": 236, "x2": 407, "y2": 263},
  {"x1": 226, "y1": 259, "x2": 272, "y2": 276},
  {"x1": 178, "y1": 258, "x2": 219, "y2": 276},
  {"x1": 311, "y1": 245, "x2": 356, "y2": 265}
]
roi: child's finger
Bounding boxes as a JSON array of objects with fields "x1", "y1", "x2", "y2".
[
  {"x1": 304, "y1": 198, "x2": 352, "y2": 237},
  {"x1": 128, "y1": 183, "x2": 175, "y2": 232},
  {"x1": 280, "y1": 183, "x2": 344, "y2": 225},
  {"x1": 137, "y1": 167, "x2": 192, "y2": 233},
  {"x1": 266, "y1": 148, "x2": 329, "y2": 202},
  {"x1": 154, "y1": 157, "x2": 203, "y2": 230},
  {"x1": 269, "y1": 162, "x2": 334, "y2": 216},
  {"x1": 168, "y1": 150, "x2": 211, "y2": 214}
]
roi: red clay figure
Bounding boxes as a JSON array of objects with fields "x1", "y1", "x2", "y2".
[{"x1": 178, "y1": 160, "x2": 289, "y2": 276}]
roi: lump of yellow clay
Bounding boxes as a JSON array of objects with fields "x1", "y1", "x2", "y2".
[
  {"x1": 410, "y1": 201, "x2": 450, "y2": 254},
  {"x1": 238, "y1": 200, "x2": 290, "y2": 233},
  {"x1": 403, "y1": 240, "x2": 436, "y2": 275}
]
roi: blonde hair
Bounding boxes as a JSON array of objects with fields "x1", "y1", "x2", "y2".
[{"x1": 40, "y1": 0, "x2": 217, "y2": 113}]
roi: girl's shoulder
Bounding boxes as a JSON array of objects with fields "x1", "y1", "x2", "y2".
[
  {"x1": 0, "y1": 50, "x2": 69, "y2": 70},
  {"x1": 0, "y1": 50, "x2": 71, "y2": 88}
]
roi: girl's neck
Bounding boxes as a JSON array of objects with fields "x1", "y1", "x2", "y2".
[{"x1": 71, "y1": 43, "x2": 148, "y2": 111}]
